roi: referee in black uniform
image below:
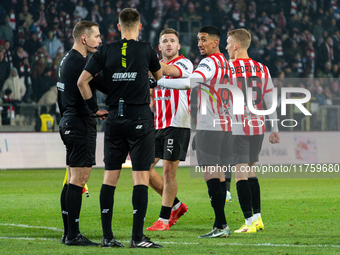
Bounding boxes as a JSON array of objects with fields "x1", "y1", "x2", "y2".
[
  {"x1": 57, "y1": 20, "x2": 112, "y2": 246},
  {"x1": 77, "y1": 8, "x2": 163, "y2": 248}
]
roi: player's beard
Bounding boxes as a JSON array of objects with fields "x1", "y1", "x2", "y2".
[{"x1": 163, "y1": 48, "x2": 177, "y2": 59}]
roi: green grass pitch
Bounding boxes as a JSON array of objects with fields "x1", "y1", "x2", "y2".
[{"x1": 0, "y1": 167, "x2": 339, "y2": 254}]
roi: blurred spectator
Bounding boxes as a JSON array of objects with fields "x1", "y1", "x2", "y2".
[
  {"x1": 0, "y1": 51, "x2": 10, "y2": 92},
  {"x1": 32, "y1": 55, "x2": 47, "y2": 80},
  {"x1": 24, "y1": 32, "x2": 42, "y2": 60},
  {"x1": 102, "y1": 5, "x2": 117, "y2": 38},
  {"x1": 33, "y1": 67, "x2": 54, "y2": 102},
  {"x1": 38, "y1": 3, "x2": 48, "y2": 29},
  {"x1": 38, "y1": 86, "x2": 57, "y2": 114},
  {"x1": 314, "y1": 86, "x2": 326, "y2": 105},
  {"x1": 46, "y1": 3, "x2": 59, "y2": 29},
  {"x1": 318, "y1": 36, "x2": 334, "y2": 70},
  {"x1": 1, "y1": 67, "x2": 26, "y2": 104},
  {"x1": 326, "y1": 18, "x2": 338, "y2": 36},
  {"x1": 312, "y1": 18, "x2": 324, "y2": 46},
  {"x1": 89, "y1": 4, "x2": 102, "y2": 24},
  {"x1": 8, "y1": 9, "x2": 16, "y2": 31},
  {"x1": 3, "y1": 40, "x2": 13, "y2": 68},
  {"x1": 330, "y1": 81, "x2": 340, "y2": 98},
  {"x1": 19, "y1": 5, "x2": 34, "y2": 28},
  {"x1": 16, "y1": 20, "x2": 29, "y2": 46},
  {"x1": 13, "y1": 46, "x2": 29, "y2": 71},
  {"x1": 1, "y1": 88, "x2": 15, "y2": 125},
  {"x1": 74, "y1": 0, "x2": 88, "y2": 20},
  {"x1": 18, "y1": 57, "x2": 33, "y2": 103},
  {"x1": 0, "y1": 15, "x2": 14, "y2": 46},
  {"x1": 201, "y1": 4, "x2": 213, "y2": 27},
  {"x1": 34, "y1": 105, "x2": 55, "y2": 132},
  {"x1": 42, "y1": 30, "x2": 64, "y2": 59},
  {"x1": 332, "y1": 63, "x2": 340, "y2": 78},
  {"x1": 317, "y1": 61, "x2": 333, "y2": 78}
]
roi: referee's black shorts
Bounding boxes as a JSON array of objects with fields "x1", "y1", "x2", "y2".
[
  {"x1": 59, "y1": 115, "x2": 97, "y2": 167},
  {"x1": 233, "y1": 135, "x2": 264, "y2": 164},
  {"x1": 155, "y1": 126, "x2": 190, "y2": 161},
  {"x1": 195, "y1": 130, "x2": 233, "y2": 166},
  {"x1": 104, "y1": 112, "x2": 155, "y2": 171}
]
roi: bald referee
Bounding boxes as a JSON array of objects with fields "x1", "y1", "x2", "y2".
[
  {"x1": 57, "y1": 20, "x2": 109, "y2": 246},
  {"x1": 78, "y1": 8, "x2": 163, "y2": 248}
]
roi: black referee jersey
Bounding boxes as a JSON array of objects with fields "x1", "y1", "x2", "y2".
[
  {"x1": 57, "y1": 49, "x2": 106, "y2": 117},
  {"x1": 84, "y1": 39, "x2": 161, "y2": 109}
]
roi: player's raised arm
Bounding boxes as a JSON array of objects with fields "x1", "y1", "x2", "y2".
[{"x1": 157, "y1": 72, "x2": 204, "y2": 90}]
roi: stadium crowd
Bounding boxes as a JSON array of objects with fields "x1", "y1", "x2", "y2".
[{"x1": 0, "y1": 0, "x2": 339, "y2": 127}]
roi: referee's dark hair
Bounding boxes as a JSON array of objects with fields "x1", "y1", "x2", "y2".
[
  {"x1": 72, "y1": 20, "x2": 99, "y2": 40},
  {"x1": 119, "y1": 8, "x2": 140, "y2": 29},
  {"x1": 159, "y1": 28, "x2": 179, "y2": 40},
  {"x1": 199, "y1": 26, "x2": 221, "y2": 39}
]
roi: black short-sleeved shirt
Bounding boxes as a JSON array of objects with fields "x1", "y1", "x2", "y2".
[
  {"x1": 57, "y1": 49, "x2": 105, "y2": 117},
  {"x1": 84, "y1": 39, "x2": 161, "y2": 108}
]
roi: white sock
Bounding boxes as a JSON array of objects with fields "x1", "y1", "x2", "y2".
[
  {"x1": 245, "y1": 217, "x2": 253, "y2": 226},
  {"x1": 252, "y1": 213, "x2": 261, "y2": 221},
  {"x1": 172, "y1": 201, "x2": 181, "y2": 211},
  {"x1": 158, "y1": 217, "x2": 169, "y2": 224}
]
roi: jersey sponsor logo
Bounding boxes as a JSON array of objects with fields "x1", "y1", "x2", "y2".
[
  {"x1": 112, "y1": 72, "x2": 137, "y2": 81},
  {"x1": 198, "y1": 63, "x2": 211, "y2": 71},
  {"x1": 136, "y1": 125, "x2": 143, "y2": 129},
  {"x1": 57, "y1": 82, "x2": 65, "y2": 92},
  {"x1": 176, "y1": 61, "x2": 189, "y2": 70}
]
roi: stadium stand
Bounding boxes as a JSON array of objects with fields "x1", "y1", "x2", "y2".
[{"x1": 0, "y1": 0, "x2": 339, "y2": 131}]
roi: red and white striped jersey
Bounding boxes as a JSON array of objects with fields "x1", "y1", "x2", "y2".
[
  {"x1": 154, "y1": 55, "x2": 194, "y2": 129},
  {"x1": 228, "y1": 58, "x2": 274, "y2": 136},
  {"x1": 195, "y1": 53, "x2": 232, "y2": 132}
]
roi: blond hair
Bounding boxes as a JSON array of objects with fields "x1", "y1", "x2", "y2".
[{"x1": 227, "y1": 29, "x2": 251, "y2": 49}]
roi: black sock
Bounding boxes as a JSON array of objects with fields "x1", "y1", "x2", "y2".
[
  {"x1": 225, "y1": 178, "x2": 231, "y2": 192},
  {"x1": 159, "y1": 206, "x2": 172, "y2": 220},
  {"x1": 220, "y1": 181, "x2": 227, "y2": 209},
  {"x1": 100, "y1": 184, "x2": 116, "y2": 240},
  {"x1": 66, "y1": 183, "x2": 83, "y2": 240},
  {"x1": 236, "y1": 180, "x2": 253, "y2": 220},
  {"x1": 172, "y1": 197, "x2": 180, "y2": 207},
  {"x1": 132, "y1": 185, "x2": 148, "y2": 241},
  {"x1": 206, "y1": 178, "x2": 227, "y2": 229},
  {"x1": 225, "y1": 167, "x2": 232, "y2": 190},
  {"x1": 60, "y1": 184, "x2": 68, "y2": 236},
  {"x1": 248, "y1": 177, "x2": 261, "y2": 214}
]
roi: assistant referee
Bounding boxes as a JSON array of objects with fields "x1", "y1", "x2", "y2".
[{"x1": 77, "y1": 8, "x2": 163, "y2": 248}]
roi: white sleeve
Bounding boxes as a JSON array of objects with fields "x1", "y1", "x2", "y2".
[
  {"x1": 194, "y1": 58, "x2": 216, "y2": 82},
  {"x1": 263, "y1": 89, "x2": 279, "y2": 133},
  {"x1": 173, "y1": 58, "x2": 194, "y2": 78},
  {"x1": 157, "y1": 72, "x2": 204, "y2": 90}
]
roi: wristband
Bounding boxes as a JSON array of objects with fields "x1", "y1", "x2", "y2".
[{"x1": 85, "y1": 95, "x2": 99, "y2": 113}]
